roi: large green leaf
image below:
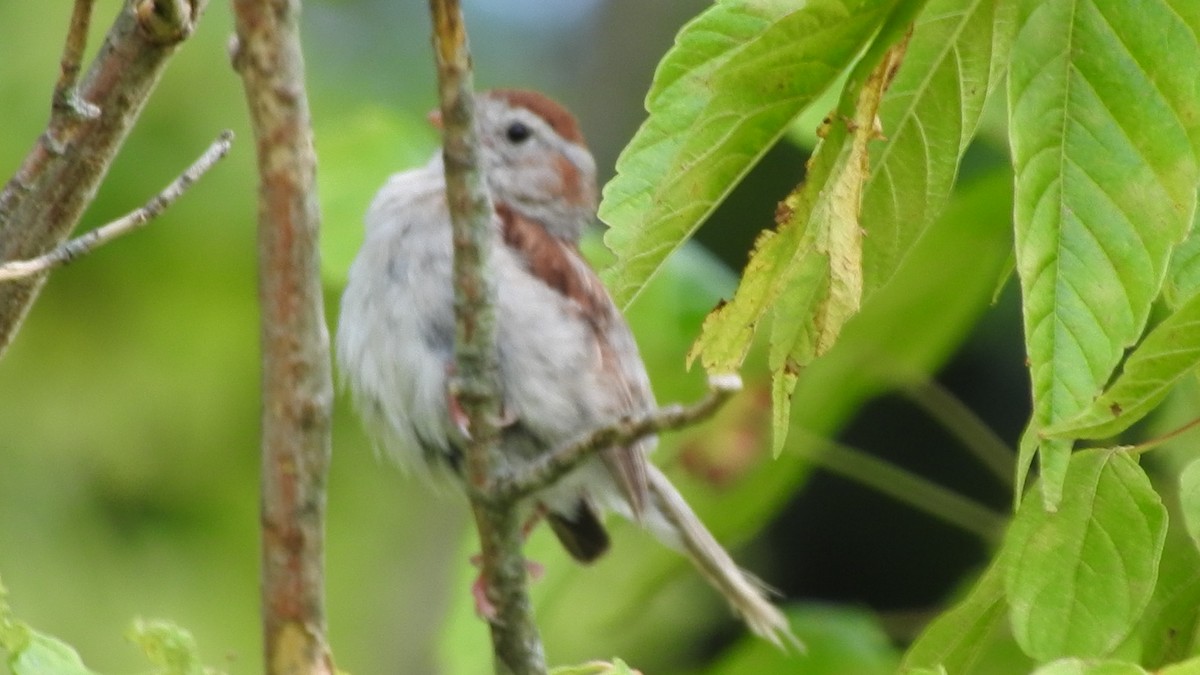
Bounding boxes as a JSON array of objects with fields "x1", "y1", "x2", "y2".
[
  {"x1": 1042, "y1": 290, "x2": 1200, "y2": 440},
  {"x1": 599, "y1": 0, "x2": 901, "y2": 308},
  {"x1": 1009, "y1": 0, "x2": 1200, "y2": 507},
  {"x1": 862, "y1": 0, "x2": 1017, "y2": 291},
  {"x1": 1005, "y1": 449, "x2": 1167, "y2": 660}
]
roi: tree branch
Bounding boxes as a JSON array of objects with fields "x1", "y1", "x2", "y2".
[
  {"x1": 0, "y1": 131, "x2": 233, "y2": 283},
  {"x1": 230, "y1": 2, "x2": 334, "y2": 674},
  {"x1": 0, "y1": 0, "x2": 209, "y2": 357},
  {"x1": 492, "y1": 375, "x2": 743, "y2": 504},
  {"x1": 429, "y1": 2, "x2": 541, "y2": 675},
  {"x1": 52, "y1": 0, "x2": 99, "y2": 120}
]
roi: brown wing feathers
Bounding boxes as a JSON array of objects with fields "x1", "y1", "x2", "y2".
[{"x1": 495, "y1": 204, "x2": 649, "y2": 517}]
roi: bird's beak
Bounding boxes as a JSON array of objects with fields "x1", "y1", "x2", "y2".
[{"x1": 427, "y1": 109, "x2": 444, "y2": 130}]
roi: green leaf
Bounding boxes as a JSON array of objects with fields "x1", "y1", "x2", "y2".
[
  {"x1": 600, "y1": 0, "x2": 902, "y2": 308},
  {"x1": 1030, "y1": 659, "x2": 1146, "y2": 675},
  {"x1": 901, "y1": 559, "x2": 1031, "y2": 674},
  {"x1": 861, "y1": 0, "x2": 1017, "y2": 291},
  {"x1": 1009, "y1": 0, "x2": 1200, "y2": 507},
  {"x1": 1165, "y1": 208, "x2": 1200, "y2": 307},
  {"x1": 550, "y1": 658, "x2": 636, "y2": 675},
  {"x1": 1042, "y1": 291, "x2": 1200, "y2": 440},
  {"x1": 1116, "y1": 525, "x2": 1200, "y2": 667},
  {"x1": 1, "y1": 580, "x2": 99, "y2": 675},
  {"x1": 706, "y1": 604, "x2": 898, "y2": 675},
  {"x1": 127, "y1": 618, "x2": 214, "y2": 675},
  {"x1": 1005, "y1": 449, "x2": 1168, "y2": 660},
  {"x1": 1182, "y1": 460, "x2": 1200, "y2": 554},
  {"x1": 1160, "y1": 656, "x2": 1200, "y2": 675}
]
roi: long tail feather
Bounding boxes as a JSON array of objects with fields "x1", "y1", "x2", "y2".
[{"x1": 645, "y1": 464, "x2": 801, "y2": 650}]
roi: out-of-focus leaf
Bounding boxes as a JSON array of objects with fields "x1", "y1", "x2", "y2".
[
  {"x1": 600, "y1": 0, "x2": 903, "y2": 308},
  {"x1": 127, "y1": 618, "x2": 217, "y2": 675},
  {"x1": 1042, "y1": 291, "x2": 1200, "y2": 440},
  {"x1": 1182, "y1": 460, "x2": 1200, "y2": 554},
  {"x1": 1, "y1": 579, "x2": 99, "y2": 675},
  {"x1": 1008, "y1": 0, "x2": 1200, "y2": 507},
  {"x1": 1160, "y1": 656, "x2": 1200, "y2": 675},
  {"x1": 1005, "y1": 449, "x2": 1167, "y2": 660},
  {"x1": 706, "y1": 604, "x2": 898, "y2": 675},
  {"x1": 550, "y1": 658, "x2": 637, "y2": 675},
  {"x1": 1030, "y1": 658, "x2": 1146, "y2": 675}
]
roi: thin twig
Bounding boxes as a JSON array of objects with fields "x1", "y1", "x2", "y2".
[
  {"x1": 1129, "y1": 415, "x2": 1200, "y2": 455},
  {"x1": 0, "y1": 131, "x2": 233, "y2": 283},
  {"x1": 52, "y1": 0, "x2": 100, "y2": 120},
  {"x1": 903, "y1": 380, "x2": 1015, "y2": 487},
  {"x1": 0, "y1": 0, "x2": 208, "y2": 357},
  {"x1": 493, "y1": 374, "x2": 744, "y2": 504}
]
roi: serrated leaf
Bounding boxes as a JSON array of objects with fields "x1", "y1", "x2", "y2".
[
  {"x1": 862, "y1": 0, "x2": 1017, "y2": 291},
  {"x1": 1005, "y1": 449, "x2": 1168, "y2": 660},
  {"x1": 762, "y1": 39, "x2": 909, "y2": 453},
  {"x1": 1030, "y1": 659, "x2": 1147, "y2": 675},
  {"x1": 1009, "y1": 0, "x2": 1200, "y2": 507},
  {"x1": 600, "y1": 0, "x2": 902, "y2": 308},
  {"x1": 1042, "y1": 291, "x2": 1200, "y2": 440}
]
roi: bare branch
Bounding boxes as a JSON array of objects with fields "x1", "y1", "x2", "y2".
[
  {"x1": 0, "y1": 0, "x2": 209, "y2": 357},
  {"x1": 0, "y1": 131, "x2": 233, "y2": 283},
  {"x1": 52, "y1": 0, "x2": 100, "y2": 120},
  {"x1": 429, "y1": 1, "x2": 544, "y2": 674},
  {"x1": 493, "y1": 375, "x2": 744, "y2": 504},
  {"x1": 230, "y1": 1, "x2": 333, "y2": 674}
]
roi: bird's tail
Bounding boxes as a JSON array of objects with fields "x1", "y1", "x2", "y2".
[{"x1": 644, "y1": 464, "x2": 800, "y2": 650}]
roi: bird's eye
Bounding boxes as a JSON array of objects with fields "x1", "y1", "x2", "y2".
[{"x1": 505, "y1": 121, "x2": 532, "y2": 144}]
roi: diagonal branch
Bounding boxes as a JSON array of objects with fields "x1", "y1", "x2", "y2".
[
  {"x1": 0, "y1": 0, "x2": 209, "y2": 357},
  {"x1": 492, "y1": 374, "x2": 743, "y2": 504},
  {"x1": 0, "y1": 130, "x2": 233, "y2": 283}
]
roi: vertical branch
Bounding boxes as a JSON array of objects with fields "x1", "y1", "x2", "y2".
[
  {"x1": 230, "y1": 1, "x2": 334, "y2": 674},
  {"x1": 428, "y1": 1, "x2": 546, "y2": 673},
  {"x1": 0, "y1": 0, "x2": 208, "y2": 357}
]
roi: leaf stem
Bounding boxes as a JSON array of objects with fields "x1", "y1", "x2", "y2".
[
  {"x1": 798, "y1": 432, "x2": 1006, "y2": 543},
  {"x1": 903, "y1": 380, "x2": 1015, "y2": 487}
]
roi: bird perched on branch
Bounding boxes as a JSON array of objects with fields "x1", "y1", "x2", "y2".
[{"x1": 336, "y1": 88, "x2": 793, "y2": 647}]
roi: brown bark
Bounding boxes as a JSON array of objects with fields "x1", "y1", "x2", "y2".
[{"x1": 230, "y1": 1, "x2": 334, "y2": 673}]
